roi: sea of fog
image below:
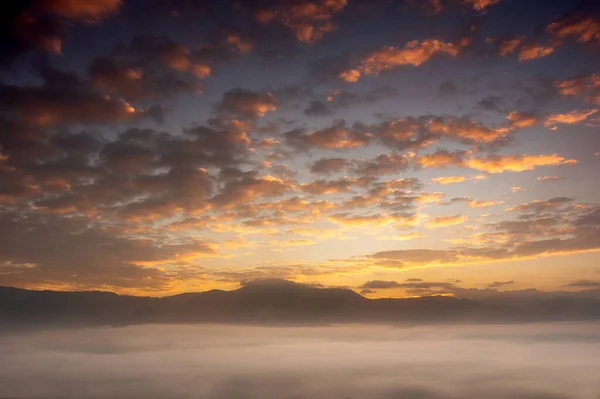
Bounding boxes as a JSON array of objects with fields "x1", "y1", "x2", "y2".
[{"x1": 1, "y1": 323, "x2": 599, "y2": 399}]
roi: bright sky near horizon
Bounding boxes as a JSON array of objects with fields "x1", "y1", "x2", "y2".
[{"x1": 0, "y1": 0, "x2": 599, "y2": 297}]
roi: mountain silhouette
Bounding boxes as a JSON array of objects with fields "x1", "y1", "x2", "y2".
[{"x1": 1, "y1": 279, "x2": 600, "y2": 328}]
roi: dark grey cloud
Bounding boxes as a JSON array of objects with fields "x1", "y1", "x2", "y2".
[
  {"x1": 564, "y1": 280, "x2": 600, "y2": 289},
  {"x1": 304, "y1": 101, "x2": 333, "y2": 117},
  {"x1": 310, "y1": 158, "x2": 349, "y2": 174}
]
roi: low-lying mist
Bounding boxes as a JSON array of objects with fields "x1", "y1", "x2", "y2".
[{"x1": 1, "y1": 323, "x2": 599, "y2": 399}]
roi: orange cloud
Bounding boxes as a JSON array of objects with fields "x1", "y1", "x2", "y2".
[
  {"x1": 269, "y1": 239, "x2": 318, "y2": 247},
  {"x1": 554, "y1": 76, "x2": 589, "y2": 96},
  {"x1": 328, "y1": 213, "x2": 395, "y2": 227},
  {"x1": 40, "y1": 0, "x2": 122, "y2": 22},
  {"x1": 417, "y1": 150, "x2": 467, "y2": 168},
  {"x1": 468, "y1": 199, "x2": 502, "y2": 208},
  {"x1": 548, "y1": 16, "x2": 600, "y2": 44},
  {"x1": 544, "y1": 109, "x2": 598, "y2": 129},
  {"x1": 432, "y1": 176, "x2": 466, "y2": 185},
  {"x1": 496, "y1": 36, "x2": 525, "y2": 56},
  {"x1": 300, "y1": 177, "x2": 370, "y2": 195},
  {"x1": 302, "y1": 127, "x2": 371, "y2": 149},
  {"x1": 462, "y1": 0, "x2": 502, "y2": 12},
  {"x1": 426, "y1": 215, "x2": 468, "y2": 228},
  {"x1": 415, "y1": 192, "x2": 446, "y2": 204},
  {"x1": 386, "y1": 232, "x2": 428, "y2": 241},
  {"x1": 431, "y1": 175, "x2": 486, "y2": 185},
  {"x1": 217, "y1": 89, "x2": 276, "y2": 119},
  {"x1": 254, "y1": 0, "x2": 347, "y2": 43},
  {"x1": 212, "y1": 175, "x2": 293, "y2": 208},
  {"x1": 465, "y1": 154, "x2": 576, "y2": 173},
  {"x1": 427, "y1": 118, "x2": 510, "y2": 143},
  {"x1": 518, "y1": 43, "x2": 555, "y2": 61},
  {"x1": 340, "y1": 39, "x2": 462, "y2": 82},
  {"x1": 506, "y1": 111, "x2": 539, "y2": 128}
]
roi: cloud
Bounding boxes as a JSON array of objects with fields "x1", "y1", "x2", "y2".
[
  {"x1": 438, "y1": 81, "x2": 457, "y2": 96},
  {"x1": 352, "y1": 153, "x2": 410, "y2": 177},
  {"x1": 88, "y1": 33, "x2": 252, "y2": 101},
  {"x1": 0, "y1": 0, "x2": 121, "y2": 65},
  {"x1": 464, "y1": 154, "x2": 576, "y2": 173},
  {"x1": 211, "y1": 175, "x2": 293, "y2": 208},
  {"x1": 388, "y1": 232, "x2": 428, "y2": 241},
  {"x1": 432, "y1": 176, "x2": 467, "y2": 185},
  {"x1": 327, "y1": 213, "x2": 394, "y2": 227},
  {"x1": 462, "y1": 0, "x2": 502, "y2": 12},
  {"x1": 564, "y1": 280, "x2": 600, "y2": 288},
  {"x1": 432, "y1": 175, "x2": 487, "y2": 185},
  {"x1": 496, "y1": 36, "x2": 525, "y2": 56},
  {"x1": 38, "y1": 0, "x2": 122, "y2": 22},
  {"x1": 518, "y1": 43, "x2": 555, "y2": 61},
  {"x1": 285, "y1": 123, "x2": 372, "y2": 150},
  {"x1": 487, "y1": 280, "x2": 514, "y2": 288},
  {"x1": 310, "y1": 158, "x2": 349, "y2": 174},
  {"x1": 505, "y1": 197, "x2": 573, "y2": 213},
  {"x1": 319, "y1": 87, "x2": 399, "y2": 111},
  {"x1": 506, "y1": 111, "x2": 539, "y2": 128},
  {"x1": 537, "y1": 176, "x2": 562, "y2": 181},
  {"x1": 467, "y1": 199, "x2": 502, "y2": 208},
  {"x1": 251, "y1": 0, "x2": 347, "y2": 43},
  {"x1": 427, "y1": 116, "x2": 510, "y2": 143},
  {"x1": 360, "y1": 280, "x2": 401, "y2": 289},
  {"x1": 304, "y1": 101, "x2": 333, "y2": 116},
  {"x1": 367, "y1": 203, "x2": 600, "y2": 269},
  {"x1": 0, "y1": 64, "x2": 140, "y2": 127},
  {"x1": 340, "y1": 39, "x2": 463, "y2": 82},
  {"x1": 553, "y1": 74, "x2": 600, "y2": 106},
  {"x1": 416, "y1": 150, "x2": 468, "y2": 168},
  {"x1": 544, "y1": 109, "x2": 598, "y2": 129},
  {"x1": 217, "y1": 89, "x2": 277, "y2": 120},
  {"x1": 300, "y1": 177, "x2": 370, "y2": 195},
  {"x1": 3, "y1": 323, "x2": 600, "y2": 399},
  {"x1": 371, "y1": 249, "x2": 459, "y2": 265},
  {"x1": 548, "y1": 15, "x2": 600, "y2": 45},
  {"x1": 0, "y1": 212, "x2": 215, "y2": 290},
  {"x1": 426, "y1": 215, "x2": 468, "y2": 228}
]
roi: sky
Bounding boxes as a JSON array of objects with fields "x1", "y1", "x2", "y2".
[{"x1": 0, "y1": 0, "x2": 599, "y2": 297}]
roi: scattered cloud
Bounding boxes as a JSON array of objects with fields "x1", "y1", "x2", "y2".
[{"x1": 426, "y1": 215, "x2": 468, "y2": 228}]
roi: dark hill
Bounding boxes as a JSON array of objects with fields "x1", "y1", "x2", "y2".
[{"x1": 1, "y1": 279, "x2": 600, "y2": 328}]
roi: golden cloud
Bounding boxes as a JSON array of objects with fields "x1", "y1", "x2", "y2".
[
  {"x1": 506, "y1": 111, "x2": 539, "y2": 128},
  {"x1": 426, "y1": 214, "x2": 468, "y2": 228},
  {"x1": 544, "y1": 109, "x2": 598, "y2": 128},
  {"x1": 467, "y1": 199, "x2": 502, "y2": 208},
  {"x1": 431, "y1": 176, "x2": 467, "y2": 185},
  {"x1": 340, "y1": 39, "x2": 462, "y2": 82},
  {"x1": 465, "y1": 154, "x2": 577, "y2": 173}
]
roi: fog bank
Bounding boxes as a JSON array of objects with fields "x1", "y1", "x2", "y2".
[{"x1": 1, "y1": 323, "x2": 599, "y2": 399}]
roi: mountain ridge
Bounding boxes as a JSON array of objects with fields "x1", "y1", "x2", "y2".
[{"x1": 1, "y1": 279, "x2": 600, "y2": 328}]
